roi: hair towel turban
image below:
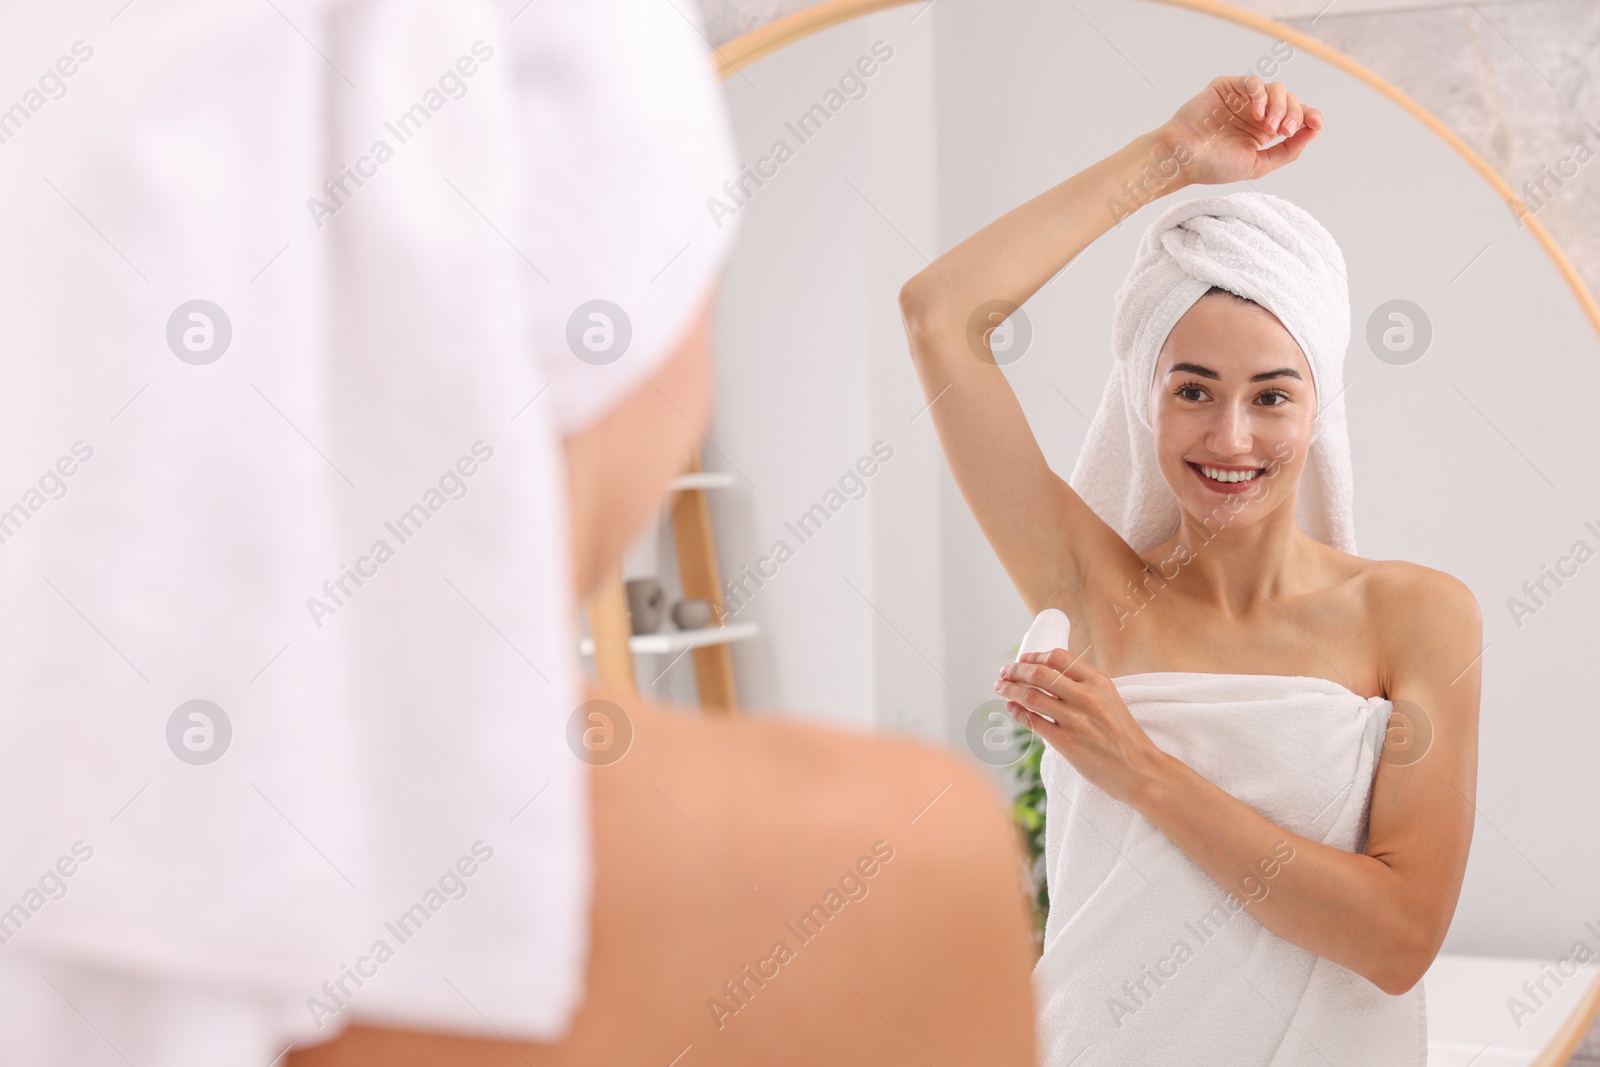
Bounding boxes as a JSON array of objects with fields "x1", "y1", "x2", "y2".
[{"x1": 1066, "y1": 189, "x2": 1357, "y2": 555}]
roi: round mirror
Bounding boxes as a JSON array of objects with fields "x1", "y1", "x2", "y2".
[{"x1": 707, "y1": 1, "x2": 1600, "y2": 1061}]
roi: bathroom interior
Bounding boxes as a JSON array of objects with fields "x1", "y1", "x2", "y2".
[{"x1": 583, "y1": 1, "x2": 1600, "y2": 1063}]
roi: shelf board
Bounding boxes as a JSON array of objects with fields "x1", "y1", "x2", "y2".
[
  {"x1": 579, "y1": 621, "x2": 758, "y2": 657},
  {"x1": 668, "y1": 471, "x2": 736, "y2": 492}
]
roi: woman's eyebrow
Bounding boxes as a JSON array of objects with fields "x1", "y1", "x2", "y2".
[{"x1": 1168, "y1": 360, "x2": 1303, "y2": 382}]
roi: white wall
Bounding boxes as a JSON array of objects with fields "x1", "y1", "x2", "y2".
[{"x1": 704, "y1": 8, "x2": 942, "y2": 737}]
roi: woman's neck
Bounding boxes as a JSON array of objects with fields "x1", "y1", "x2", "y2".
[{"x1": 1145, "y1": 506, "x2": 1323, "y2": 617}]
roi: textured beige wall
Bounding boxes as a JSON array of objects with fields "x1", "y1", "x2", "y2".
[{"x1": 697, "y1": 2, "x2": 1600, "y2": 1060}]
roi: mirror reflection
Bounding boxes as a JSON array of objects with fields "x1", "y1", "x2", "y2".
[{"x1": 688, "y1": 0, "x2": 1600, "y2": 1063}]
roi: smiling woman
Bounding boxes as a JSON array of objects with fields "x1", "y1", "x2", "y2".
[
  {"x1": 900, "y1": 70, "x2": 1482, "y2": 1065},
  {"x1": 706, "y1": 0, "x2": 1600, "y2": 1062}
]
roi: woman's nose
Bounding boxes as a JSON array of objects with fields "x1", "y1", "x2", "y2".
[{"x1": 1209, "y1": 403, "x2": 1253, "y2": 454}]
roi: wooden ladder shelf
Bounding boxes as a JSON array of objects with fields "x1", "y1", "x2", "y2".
[{"x1": 583, "y1": 446, "x2": 742, "y2": 715}]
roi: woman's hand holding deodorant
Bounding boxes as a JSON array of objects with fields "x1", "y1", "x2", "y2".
[
  {"x1": 1008, "y1": 608, "x2": 1072, "y2": 725},
  {"x1": 998, "y1": 608, "x2": 1169, "y2": 806}
]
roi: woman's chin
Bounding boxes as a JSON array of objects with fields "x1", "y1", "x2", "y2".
[{"x1": 1174, "y1": 479, "x2": 1279, "y2": 531}]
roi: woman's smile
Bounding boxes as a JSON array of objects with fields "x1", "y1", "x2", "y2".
[{"x1": 1186, "y1": 460, "x2": 1267, "y2": 492}]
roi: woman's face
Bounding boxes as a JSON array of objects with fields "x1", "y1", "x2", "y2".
[{"x1": 1148, "y1": 292, "x2": 1317, "y2": 536}]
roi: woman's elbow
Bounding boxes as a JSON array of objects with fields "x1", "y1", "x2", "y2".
[
  {"x1": 899, "y1": 266, "x2": 953, "y2": 318},
  {"x1": 898, "y1": 275, "x2": 954, "y2": 354},
  {"x1": 1371, "y1": 938, "x2": 1437, "y2": 996},
  {"x1": 1373, "y1": 966, "x2": 1422, "y2": 997},
  {"x1": 898, "y1": 275, "x2": 931, "y2": 325},
  {"x1": 1376, "y1": 972, "x2": 1427, "y2": 998}
]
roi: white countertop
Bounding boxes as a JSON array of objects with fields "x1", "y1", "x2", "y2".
[{"x1": 1426, "y1": 953, "x2": 1600, "y2": 1066}]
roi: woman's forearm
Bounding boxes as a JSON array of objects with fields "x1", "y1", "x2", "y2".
[
  {"x1": 901, "y1": 130, "x2": 1189, "y2": 324},
  {"x1": 1135, "y1": 751, "x2": 1430, "y2": 995}
]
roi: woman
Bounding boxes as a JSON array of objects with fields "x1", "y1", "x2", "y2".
[
  {"x1": 0, "y1": 2, "x2": 1037, "y2": 1065},
  {"x1": 899, "y1": 75, "x2": 1480, "y2": 1065}
]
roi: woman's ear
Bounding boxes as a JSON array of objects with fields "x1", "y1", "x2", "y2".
[{"x1": 561, "y1": 291, "x2": 716, "y2": 605}]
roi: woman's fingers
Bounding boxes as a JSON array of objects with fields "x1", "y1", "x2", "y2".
[
  {"x1": 992, "y1": 681, "x2": 1056, "y2": 713},
  {"x1": 1233, "y1": 80, "x2": 1319, "y2": 178},
  {"x1": 998, "y1": 649, "x2": 1099, "y2": 712},
  {"x1": 995, "y1": 677, "x2": 1062, "y2": 718},
  {"x1": 1264, "y1": 80, "x2": 1288, "y2": 133},
  {"x1": 1239, "y1": 74, "x2": 1267, "y2": 119},
  {"x1": 1002, "y1": 663, "x2": 1070, "y2": 702},
  {"x1": 1003, "y1": 700, "x2": 1033, "y2": 727},
  {"x1": 1004, "y1": 699, "x2": 1067, "y2": 744},
  {"x1": 1258, "y1": 120, "x2": 1319, "y2": 173},
  {"x1": 1019, "y1": 647, "x2": 1099, "y2": 686},
  {"x1": 1234, "y1": 78, "x2": 1309, "y2": 139}
]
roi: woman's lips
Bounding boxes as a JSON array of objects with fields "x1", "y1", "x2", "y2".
[{"x1": 1187, "y1": 461, "x2": 1265, "y2": 495}]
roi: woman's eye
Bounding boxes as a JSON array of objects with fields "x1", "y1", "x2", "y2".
[
  {"x1": 1260, "y1": 391, "x2": 1289, "y2": 406},
  {"x1": 1177, "y1": 385, "x2": 1205, "y2": 402}
]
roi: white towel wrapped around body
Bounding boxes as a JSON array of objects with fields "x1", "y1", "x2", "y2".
[{"x1": 1031, "y1": 671, "x2": 1426, "y2": 1066}]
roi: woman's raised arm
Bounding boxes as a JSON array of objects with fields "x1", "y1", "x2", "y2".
[{"x1": 898, "y1": 76, "x2": 1317, "y2": 614}]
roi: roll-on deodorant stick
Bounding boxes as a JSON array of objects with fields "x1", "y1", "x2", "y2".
[
  {"x1": 1010, "y1": 608, "x2": 1071, "y2": 724},
  {"x1": 1017, "y1": 608, "x2": 1070, "y2": 661}
]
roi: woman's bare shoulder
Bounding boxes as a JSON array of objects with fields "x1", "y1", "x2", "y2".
[
  {"x1": 1353, "y1": 557, "x2": 1479, "y2": 617},
  {"x1": 1349, "y1": 557, "x2": 1483, "y2": 691}
]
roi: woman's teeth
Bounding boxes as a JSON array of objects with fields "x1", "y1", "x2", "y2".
[{"x1": 1196, "y1": 464, "x2": 1262, "y2": 483}]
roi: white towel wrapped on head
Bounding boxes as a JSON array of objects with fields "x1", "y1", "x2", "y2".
[{"x1": 1067, "y1": 190, "x2": 1357, "y2": 555}]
